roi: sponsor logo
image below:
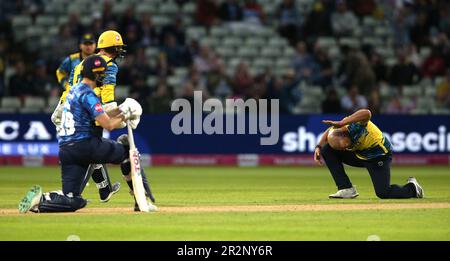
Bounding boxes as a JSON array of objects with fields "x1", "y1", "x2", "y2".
[
  {"x1": 0, "y1": 121, "x2": 51, "y2": 141},
  {"x1": 132, "y1": 151, "x2": 141, "y2": 176},
  {"x1": 0, "y1": 142, "x2": 59, "y2": 156},
  {"x1": 94, "y1": 59, "x2": 101, "y2": 66},
  {"x1": 282, "y1": 126, "x2": 450, "y2": 153},
  {"x1": 94, "y1": 103, "x2": 103, "y2": 113}
]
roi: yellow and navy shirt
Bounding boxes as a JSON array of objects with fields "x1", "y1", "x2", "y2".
[
  {"x1": 61, "y1": 54, "x2": 118, "y2": 104},
  {"x1": 345, "y1": 121, "x2": 392, "y2": 160},
  {"x1": 56, "y1": 52, "x2": 82, "y2": 90}
]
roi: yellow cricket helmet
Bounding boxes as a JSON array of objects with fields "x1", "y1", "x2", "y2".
[
  {"x1": 97, "y1": 30, "x2": 126, "y2": 58},
  {"x1": 97, "y1": 30, "x2": 125, "y2": 48}
]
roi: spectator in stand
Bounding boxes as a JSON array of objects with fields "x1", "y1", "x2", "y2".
[
  {"x1": 291, "y1": 41, "x2": 319, "y2": 83},
  {"x1": 437, "y1": 69, "x2": 450, "y2": 108},
  {"x1": 160, "y1": 16, "x2": 186, "y2": 46},
  {"x1": 101, "y1": 0, "x2": 115, "y2": 28},
  {"x1": 392, "y1": 6, "x2": 415, "y2": 48},
  {"x1": 232, "y1": 61, "x2": 254, "y2": 98},
  {"x1": 404, "y1": 43, "x2": 422, "y2": 68},
  {"x1": 8, "y1": 60, "x2": 31, "y2": 97},
  {"x1": 67, "y1": 12, "x2": 85, "y2": 38},
  {"x1": 124, "y1": 24, "x2": 140, "y2": 54},
  {"x1": 280, "y1": 69, "x2": 302, "y2": 110},
  {"x1": 370, "y1": 52, "x2": 388, "y2": 83},
  {"x1": 421, "y1": 46, "x2": 446, "y2": 78},
  {"x1": 187, "y1": 38, "x2": 201, "y2": 58},
  {"x1": 104, "y1": 20, "x2": 119, "y2": 31},
  {"x1": 30, "y1": 59, "x2": 56, "y2": 97},
  {"x1": 160, "y1": 34, "x2": 192, "y2": 68},
  {"x1": 367, "y1": 89, "x2": 381, "y2": 114},
  {"x1": 148, "y1": 77, "x2": 174, "y2": 113},
  {"x1": 193, "y1": 45, "x2": 220, "y2": 74},
  {"x1": 181, "y1": 82, "x2": 195, "y2": 106},
  {"x1": 91, "y1": 12, "x2": 104, "y2": 37},
  {"x1": 132, "y1": 47, "x2": 153, "y2": 79},
  {"x1": 410, "y1": 11, "x2": 430, "y2": 49},
  {"x1": 322, "y1": 88, "x2": 342, "y2": 113},
  {"x1": 139, "y1": 12, "x2": 158, "y2": 47},
  {"x1": 265, "y1": 77, "x2": 285, "y2": 112},
  {"x1": 119, "y1": 5, "x2": 140, "y2": 37},
  {"x1": 331, "y1": 0, "x2": 358, "y2": 37},
  {"x1": 153, "y1": 53, "x2": 174, "y2": 78},
  {"x1": 243, "y1": 0, "x2": 265, "y2": 24},
  {"x1": 389, "y1": 50, "x2": 420, "y2": 87},
  {"x1": 348, "y1": 0, "x2": 376, "y2": 18},
  {"x1": 312, "y1": 46, "x2": 333, "y2": 88},
  {"x1": 439, "y1": 4, "x2": 450, "y2": 37},
  {"x1": 196, "y1": 0, "x2": 219, "y2": 27},
  {"x1": 304, "y1": 1, "x2": 332, "y2": 40},
  {"x1": 265, "y1": 69, "x2": 301, "y2": 114},
  {"x1": 116, "y1": 53, "x2": 134, "y2": 85},
  {"x1": 129, "y1": 75, "x2": 151, "y2": 111},
  {"x1": 52, "y1": 24, "x2": 78, "y2": 61},
  {"x1": 249, "y1": 73, "x2": 270, "y2": 100},
  {"x1": 206, "y1": 61, "x2": 232, "y2": 100},
  {"x1": 219, "y1": 0, "x2": 243, "y2": 22},
  {"x1": 386, "y1": 95, "x2": 415, "y2": 114},
  {"x1": 0, "y1": 39, "x2": 6, "y2": 96},
  {"x1": 276, "y1": 0, "x2": 302, "y2": 45},
  {"x1": 341, "y1": 47, "x2": 376, "y2": 95},
  {"x1": 174, "y1": 0, "x2": 190, "y2": 7},
  {"x1": 20, "y1": 0, "x2": 44, "y2": 20},
  {"x1": 182, "y1": 65, "x2": 208, "y2": 98},
  {"x1": 414, "y1": 0, "x2": 439, "y2": 26},
  {"x1": 180, "y1": 66, "x2": 209, "y2": 104},
  {"x1": 340, "y1": 85, "x2": 368, "y2": 113},
  {"x1": 434, "y1": 33, "x2": 450, "y2": 68}
]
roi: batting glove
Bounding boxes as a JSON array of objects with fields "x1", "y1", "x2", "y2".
[
  {"x1": 119, "y1": 98, "x2": 142, "y2": 120},
  {"x1": 128, "y1": 117, "x2": 141, "y2": 129}
]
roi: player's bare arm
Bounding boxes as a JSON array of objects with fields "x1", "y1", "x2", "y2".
[
  {"x1": 322, "y1": 109, "x2": 372, "y2": 127},
  {"x1": 314, "y1": 128, "x2": 330, "y2": 166},
  {"x1": 104, "y1": 106, "x2": 122, "y2": 118},
  {"x1": 96, "y1": 98, "x2": 142, "y2": 131},
  {"x1": 95, "y1": 113, "x2": 126, "y2": 132}
]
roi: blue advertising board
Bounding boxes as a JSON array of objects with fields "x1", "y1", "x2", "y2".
[{"x1": 1, "y1": 113, "x2": 449, "y2": 156}]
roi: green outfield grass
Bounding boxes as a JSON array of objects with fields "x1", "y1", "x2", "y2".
[{"x1": 0, "y1": 166, "x2": 449, "y2": 240}]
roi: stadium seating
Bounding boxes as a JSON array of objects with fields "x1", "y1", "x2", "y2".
[
  {"x1": 0, "y1": 97, "x2": 22, "y2": 113},
  {"x1": 20, "y1": 97, "x2": 46, "y2": 113},
  {"x1": 4, "y1": 0, "x2": 449, "y2": 115}
]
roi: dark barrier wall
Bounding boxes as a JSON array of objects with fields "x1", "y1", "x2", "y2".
[{"x1": 1, "y1": 113, "x2": 450, "y2": 156}]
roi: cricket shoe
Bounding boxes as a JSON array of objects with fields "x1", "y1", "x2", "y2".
[
  {"x1": 99, "y1": 182, "x2": 121, "y2": 203},
  {"x1": 329, "y1": 186, "x2": 359, "y2": 199},
  {"x1": 18, "y1": 185, "x2": 42, "y2": 213},
  {"x1": 407, "y1": 177, "x2": 424, "y2": 198},
  {"x1": 134, "y1": 201, "x2": 158, "y2": 212}
]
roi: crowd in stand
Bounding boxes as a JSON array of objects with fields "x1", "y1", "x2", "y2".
[{"x1": 1, "y1": 0, "x2": 450, "y2": 114}]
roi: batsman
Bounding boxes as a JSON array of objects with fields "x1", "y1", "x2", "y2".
[
  {"x1": 19, "y1": 55, "x2": 152, "y2": 213},
  {"x1": 52, "y1": 30, "x2": 155, "y2": 210},
  {"x1": 314, "y1": 109, "x2": 424, "y2": 199}
]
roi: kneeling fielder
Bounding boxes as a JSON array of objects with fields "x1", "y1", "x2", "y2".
[
  {"x1": 314, "y1": 109, "x2": 424, "y2": 199},
  {"x1": 19, "y1": 55, "x2": 156, "y2": 213}
]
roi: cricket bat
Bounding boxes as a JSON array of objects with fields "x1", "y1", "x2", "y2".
[{"x1": 127, "y1": 121, "x2": 149, "y2": 212}]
